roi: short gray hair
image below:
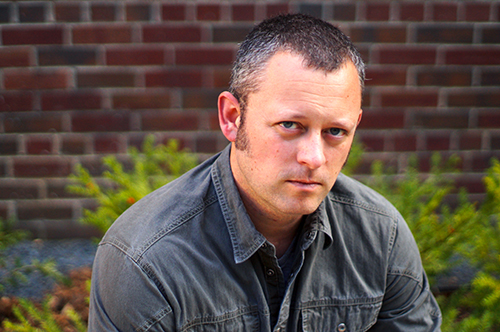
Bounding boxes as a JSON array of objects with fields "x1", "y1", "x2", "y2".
[{"x1": 229, "y1": 13, "x2": 365, "y2": 110}]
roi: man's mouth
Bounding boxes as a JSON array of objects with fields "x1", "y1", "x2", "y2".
[{"x1": 287, "y1": 179, "x2": 322, "y2": 190}]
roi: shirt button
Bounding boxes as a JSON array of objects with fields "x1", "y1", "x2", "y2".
[
  {"x1": 266, "y1": 268, "x2": 275, "y2": 277},
  {"x1": 337, "y1": 323, "x2": 347, "y2": 332}
]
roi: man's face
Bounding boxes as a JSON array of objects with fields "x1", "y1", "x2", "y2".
[{"x1": 229, "y1": 52, "x2": 362, "y2": 223}]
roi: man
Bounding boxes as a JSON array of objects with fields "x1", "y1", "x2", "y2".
[{"x1": 89, "y1": 14, "x2": 442, "y2": 331}]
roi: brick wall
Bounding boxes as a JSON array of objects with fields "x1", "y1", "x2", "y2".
[{"x1": 1, "y1": 1, "x2": 499, "y2": 238}]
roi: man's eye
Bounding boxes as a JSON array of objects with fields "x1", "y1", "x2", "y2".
[
  {"x1": 280, "y1": 121, "x2": 297, "y2": 129},
  {"x1": 328, "y1": 128, "x2": 345, "y2": 137}
]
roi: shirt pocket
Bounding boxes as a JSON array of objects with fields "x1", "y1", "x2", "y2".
[
  {"x1": 301, "y1": 301, "x2": 382, "y2": 332},
  {"x1": 182, "y1": 309, "x2": 260, "y2": 332}
]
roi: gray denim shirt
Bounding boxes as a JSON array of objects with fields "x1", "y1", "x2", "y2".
[{"x1": 89, "y1": 145, "x2": 441, "y2": 332}]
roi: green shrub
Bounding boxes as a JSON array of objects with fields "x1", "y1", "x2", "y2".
[
  {"x1": 0, "y1": 218, "x2": 68, "y2": 295},
  {"x1": 2, "y1": 297, "x2": 86, "y2": 332},
  {"x1": 363, "y1": 154, "x2": 481, "y2": 284},
  {"x1": 66, "y1": 136, "x2": 198, "y2": 234}
]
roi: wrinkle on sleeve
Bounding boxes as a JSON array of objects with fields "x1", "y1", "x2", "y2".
[
  {"x1": 370, "y1": 215, "x2": 442, "y2": 331},
  {"x1": 88, "y1": 243, "x2": 175, "y2": 332}
]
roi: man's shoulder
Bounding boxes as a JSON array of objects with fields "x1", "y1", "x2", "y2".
[
  {"x1": 329, "y1": 173, "x2": 400, "y2": 220},
  {"x1": 99, "y1": 153, "x2": 221, "y2": 256}
]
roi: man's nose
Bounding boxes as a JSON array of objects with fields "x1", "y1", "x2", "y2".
[{"x1": 296, "y1": 133, "x2": 326, "y2": 169}]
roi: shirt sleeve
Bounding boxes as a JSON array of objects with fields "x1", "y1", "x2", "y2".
[
  {"x1": 88, "y1": 242, "x2": 175, "y2": 332},
  {"x1": 369, "y1": 215, "x2": 442, "y2": 331}
]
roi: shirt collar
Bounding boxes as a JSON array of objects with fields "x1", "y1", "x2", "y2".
[{"x1": 211, "y1": 144, "x2": 333, "y2": 264}]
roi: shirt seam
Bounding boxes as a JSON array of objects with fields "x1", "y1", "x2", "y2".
[
  {"x1": 97, "y1": 242, "x2": 173, "y2": 332},
  {"x1": 328, "y1": 194, "x2": 398, "y2": 220}
]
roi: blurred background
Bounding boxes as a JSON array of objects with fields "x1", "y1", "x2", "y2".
[{"x1": 0, "y1": 0, "x2": 499, "y2": 238}]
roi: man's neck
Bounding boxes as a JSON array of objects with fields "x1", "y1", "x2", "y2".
[{"x1": 243, "y1": 199, "x2": 303, "y2": 258}]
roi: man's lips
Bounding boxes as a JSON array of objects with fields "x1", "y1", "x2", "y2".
[{"x1": 286, "y1": 179, "x2": 322, "y2": 189}]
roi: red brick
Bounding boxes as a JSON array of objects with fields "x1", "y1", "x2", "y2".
[
  {"x1": 416, "y1": 68, "x2": 472, "y2": 86},
  {"x1": 413, "y1": 111, "x2": 469, "y2": 129},
  {"x1": 38, "y1": 47, "x2": 98, "y2": 66},
  {"x1": 477, "y1": 111, "x2": 500, "y2": 127},
  {"x1": 266, "y1": 4, "x2": 290, "y2": 18},
  {"x1": 490, "y1": 133, "x2": 500, "y2": 150},
  {"x1": 14, "y1": 157, "x2": 71, "y2": 177},
  {"x1": 432, "y1": 3, "x2": 458, "y2": 21},
  {"x1": 464, "y1": 2, "x2": 491, "y2": 21},
  {"x1": 141, "y1": 111, "x2": 199, "y2": 131},
  {"x1": 145, "y1": 68, "x2": 203, "y2": 88},
  {"x1": 0, "y1": 181, "x2": 38, "y2": 199},
  {"x1": 459, "y1": 131, "x2": 482, "y2": 150},
  {"x1": 0, "y1": 136, "x2": 18, "y2": 155},
  {"x1": 54, "y1": 2, "x2": 81, "y2": 22},
  {"x1": 454, "y1": 174, "x2": 485, "y2": 194},
  {"x1": 0, "y1": 162, "x2": 5, "y2": 178},
  {"x1": 208, "y1": 111, "x2": 220, "y2": 130},
  {"x1": 41, "y1": 91, "x2": 102, "y2": 111},
  {"x1": 445, "y1": 47, "x2": 500, "y2": 65},
  {"x1": 355, "y1": 154, "x2": 399, "y2": 175},
  {"x1": 18, "y1": 2, "x2": 46, "y2": 23},
  {"x1": 298, "y1": 4, "x2": 323, "y2": 20},
  {"x1": 392, "y1": 132, "x2": 418, "y2": 152},
  {"x1": 358, "y1": 133, "x2": 385, "y2": 152},
  {"x1": 483, "y1": 26, "x2": 500, "y2": 44},
  {"x1": 72, "y1": 25, "x2": 132, "y2": 44},
  {"x1": 17, "y1": 200, "x2": 73, "y2": 221},
  {"x1": 365, "y1": 3, "x2": 390, "y2": 21},
  {"x1": 126, "y1": 3, "x2": 151, "y2": 21},
  {"x1": 0, "y1": 205, "x2": 7, "y2": 220},
  {"x1": 0, "y1": 3, "x2": 11, "y2": 23},
  {"x1": 232, "y1": 4, "x2": 255, "y2": 21},
  {"x1": 94, "y1": 134, "x2": 124, "y2": 153},
  {"x1": 416, "y1": 25, "x2": 473, "y2": 44},
  {"x1": 380, "y1": 91, "x2": 438, "y2": 107},
  {"x1": 106, "y1": 47, "x2": 165, "y2": 66},
  {"x1": 71, "y1": 111, "x2": 130, "y2": 132},
  {"x1": 91, "y1": 3, "x2": 116, "y2": 22},
  {"x1": 162, "y1": 4, "x2": 186, "y2": 21},
  {"x1": 332, "y1": 4, "x2": 356, "y2": 21},
  {"x1": 61, "y1": 135, "x2": 87, "y2": 155},
  {"x1": 182, "y1": 90, "x2": 220, "y2": 109},
  {"x1": 0, "y1": 47, "x2": 32, "y2": 67},
  {"x1": 212, "y1": 25, "x2": 253, "y2": 43},
  {"x1": 357, "y1": 109, "x2": 405, "y2": 129},
  {"x1": 0, "y1": 91, "x2": 34, "y2": 112},
  {"x1": 197, "y1": 4, "x2": 220, "y2": 21},
  {"x1": 377, "y1": 46, "x2": 436, "y2": 64},
  {"x1": 46, "y1": 178, "x2": 82, "y2": 199},
  {"x1": 213, "y1": 68, "x2": 231, "y2": 88},
  {"x1": 481, "y1": 70, "x2": 500, "y2": 86},
  {"x1": 26, "y1": 136, "x2": 53, "y2": 154},
  {"x1": 175, "y1": 47, "x2": 234, "y2": 65},
  {"x1": 4, "y1": 69, "x2": 70, "y2": 90},
  {"x1": 426, "y1": 132, "x2": 451, "y2": 151},
  {"x1": 196, "y1": 135, "x2": 218, "y2": 153},
  {"x1": 471, "y1": 152, "x2": 500, "y2": 172},
  {"x1": 2, "y1": 26, "x2": 63, "y2": 45},
  {"x1": 113, "y1": 92, "x2": 172, "y2": 109},
  {"x1": 399, "y1": 3, "x2": 424, "y2": 21},
  {"x1": 449, "y1": 91, "x2": 500, "y2": 108},
  {"x1": 365, "y1": 67, "x2": 406, "y2": 86},
  {"x1": 4, "y1": 113, "x2": 63, "y2": 133},
  {"x1": 350, "y1": 26, "x2": 406, "y2": 43},
  {"x1": 143, "y1": 25, "x2": 202, "y2": 43},
  {"x1": 77, "y1": 70, "x2": 135, "y2": 88}
]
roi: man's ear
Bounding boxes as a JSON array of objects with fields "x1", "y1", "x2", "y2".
[
  {"x1": 218, "y1": 91, "x2": 241, "y2": 143},
  {"x1": 357, "y1": 109, "x2": 363, "y2": 126}
]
